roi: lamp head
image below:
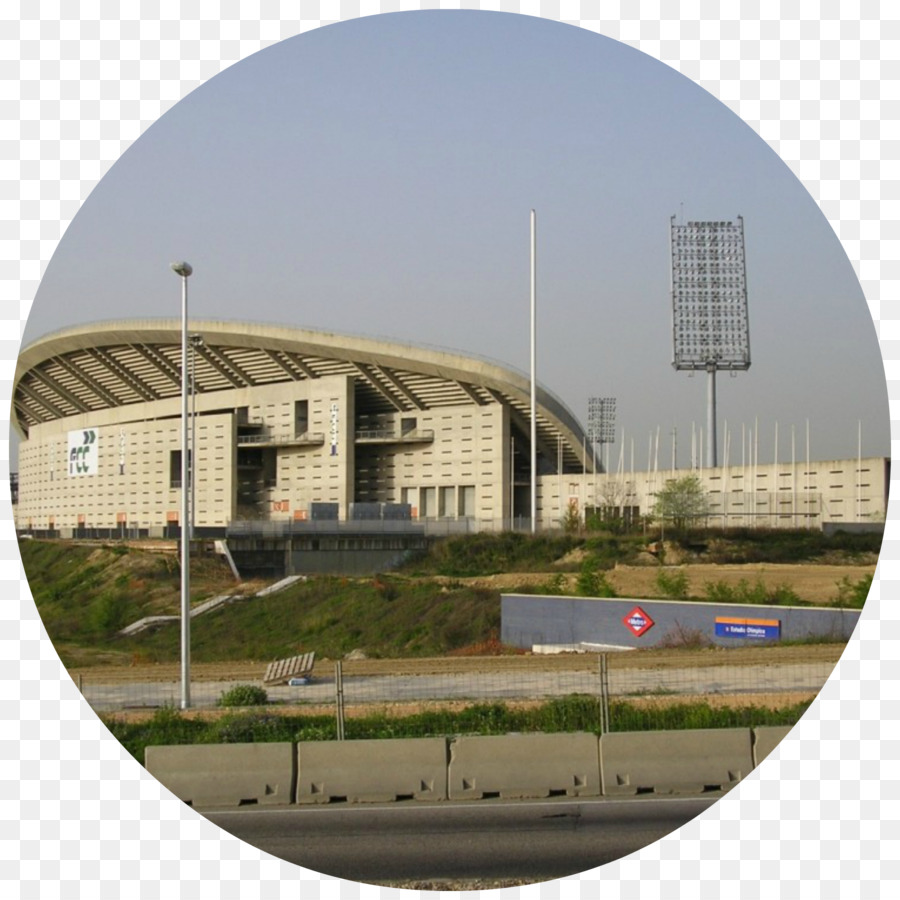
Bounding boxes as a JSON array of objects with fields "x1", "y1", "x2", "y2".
[{"x1": 170, "y1": 261, "x2": 193, "y2": 277}]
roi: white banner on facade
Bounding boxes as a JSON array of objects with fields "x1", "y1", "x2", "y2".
[
  {"x1": 330, "y1": 402, "x2": 339, "y2": 456},
  {"x1": 68, "y1": 428, "x2": 99, "y2": 476}
]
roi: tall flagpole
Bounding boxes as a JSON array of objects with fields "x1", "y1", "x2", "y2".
[{"x1": 530, "y1": 209, "x2": 537, "y2": 534}]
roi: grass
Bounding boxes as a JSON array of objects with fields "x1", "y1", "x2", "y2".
[
  {"x1": 18, "y1": 540, "x2": 503, "y2": 664},
  {"x1": 108, "y1": 574, "x2": 501, "y2": 663},
  {"x1": 20, "y1": 534, "x2": 873, "y2": 667},
  {"x1": 700, "y1": 527, "x2": 883, "y2": 565},
  {"x1": 408, "y1": 532, "x2": 584, "y2": 577},
  {"x1": 104, "y1": 695, "x2": 812, "y2": 764}
]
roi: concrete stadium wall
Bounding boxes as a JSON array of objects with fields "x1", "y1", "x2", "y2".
[
  {"x1": 537, "y1": 456, "x2": 889, "y2": 531},
  {"x1": 145, "y1": 727, "x2": 793, "y2": 808},
  {"x1": 18, "y1": 410, "x2": 237, "y2": 533},
  {"x1": 500, "y1": 593, "x2": 861, "y2": 649},
  {"x1": 15, "y1": 378, "x2": 514, "y2": 533}
]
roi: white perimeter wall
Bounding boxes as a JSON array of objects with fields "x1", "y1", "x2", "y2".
[{"x1": 537, "y1": 457, "x2": 889, "y2": 531}]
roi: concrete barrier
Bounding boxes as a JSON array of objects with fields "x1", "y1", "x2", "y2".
[
  {"x1": 145, "y1": 742, "x2": 295, "y2": 807},
  {"x1": 448, "y1": 733, "x2": 600, "y2": 800},
  {"x1": 752, "y1": 726, "x2": 794, "y2": 767},
  {"x1": 296, "y1": 738, "x2": 449, "y2": 804},
  {"x1": 600, "y1": 729, "x2": 753, "y2": 795}
]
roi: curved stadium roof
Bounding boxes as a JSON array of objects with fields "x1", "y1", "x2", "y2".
[{"x1": 13, "y1": 319, "x2": 594, "y2": 472}]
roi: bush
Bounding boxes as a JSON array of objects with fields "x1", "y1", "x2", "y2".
[
  {"x1": 89, "y1": 591, "x2": 130, "y2": 633},
  {"x1": 214, "y1": 713, "x2": 295, "y2": 743},
  {"x1": 835, "y1": 573, "x2": 873, "y2": 609},
  {"x1": 767, "y1": 584, "x2": 803, "y2": 606},
  {"x1": 655, "y1": 621, "x2": 712, "y2": 649},
  {"x1": 576, "y1": 560, "x2": 617, "y2": 597},
  {"x1": 104, "y1": 694, "x2": 813, "y2": 764},
  {"x1": 655, "y1": 569, "x2": 690, "y2": 602},
  {"x1": 217, "y1": 684, "x2": 269, "y2": 708},
  {"x1": 540, "y1": 573, "x2": 568, "y2": 595},
  {"x1": 415, "y1": 532, "x2": 581, "y2": 577},
  {"x1": 703, "y1": 578, "x2": 804, "y2": 606}
]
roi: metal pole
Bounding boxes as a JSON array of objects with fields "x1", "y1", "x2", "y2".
[
  {"x1": 599, "y1": 653, "x2": 610, "y2": 735},
  {"x1": 510, "y1": 435, "x2": 515, "y2": 526},
  {"x1": 191, "y1": 338, "x2": 197, "y2": 540},
  {"x1": 707, "y1": 365, "x2": 717, "y2": 468},
  {"x1": 172, "y1": 261, "x2": 192, "y2": 709},
  {"x1": 530, "y1": 209, "x2": 537, "y2": 534},
  {"x1": 335, "y1": 660, "x2": 345, "y2": 741}
]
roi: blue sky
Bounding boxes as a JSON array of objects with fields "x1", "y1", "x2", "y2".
[{"x1": 20, "y1": 10, "x2": 889, "y2": 466}]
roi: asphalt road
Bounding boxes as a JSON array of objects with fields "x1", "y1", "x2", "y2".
[{"x1": 205, "y1": 794, "x2": 720, "y2": 884}]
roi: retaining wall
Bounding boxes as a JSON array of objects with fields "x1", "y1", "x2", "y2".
[{"x1": 501, "y1": 593, "x2": 861, "y2": 649}]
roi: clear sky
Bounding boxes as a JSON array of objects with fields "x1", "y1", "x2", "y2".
[{"x1": 19, "y1": 10, "x2": 890, "y2": 468}]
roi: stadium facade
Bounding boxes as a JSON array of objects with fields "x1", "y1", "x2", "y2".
[{"x1": 11, "y1": 320, "x2": 888, "y2": 538}]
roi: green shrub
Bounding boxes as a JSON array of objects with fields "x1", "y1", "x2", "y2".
[
  {"x1": 702, "y1": 577, "x2": 802, "y2": 606},
  {"x1": 610, "y1": 699, "x2": 810, "y2": 732},
  {"x1": 414, "y1": 532, "x2": 581, "y2": 577},
  {"x1": 217, "y1": 684, "x2": 269, "y2": 708},
  {"x1": 214, "y1": 713, "x2": 296, "y2": 743},
  {"x1": 767, "y1": 584, "x2": 803, "y2": 606},
  {"x1": 835, "y1": 574, "x2": 873, "y2": 609},
  {"x1": 88, "y1": 591, "x2": 130, "y2": 633},
  {"x1": 540, "y1": 572, "x2": 568, "y2": 595},
  {"x1": 104, "y1": 694, "x2": 813, "y2": 764},
  {"x1": 576, "y1": 560, "x2": 617, "y2": 597},
  {"x1": 103, "y1": 707, "x2": 209, "y2": 763},
  {"x1": 703, "y1": 580, "x2": 736, "y2": 603},
  {"x1": 655, "y1": 569, "x2": 690, "y2": 601}
]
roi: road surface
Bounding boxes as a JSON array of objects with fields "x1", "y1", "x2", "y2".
[{"x1": 205, "y1": 794, "x2": 720, "y2": 884}]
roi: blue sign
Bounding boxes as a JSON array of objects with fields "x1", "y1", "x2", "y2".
[{"x1": 715, "y1": 617, "x2": 781, "y2": 640}]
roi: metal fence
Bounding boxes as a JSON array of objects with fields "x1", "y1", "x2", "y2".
[{"x1": 79, "y1": 646, "x2": 838, "y2": 734}]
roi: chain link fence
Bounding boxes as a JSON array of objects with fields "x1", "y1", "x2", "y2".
[{"x1": 80, "y1": 645, "x2": 838, "y2": 735}]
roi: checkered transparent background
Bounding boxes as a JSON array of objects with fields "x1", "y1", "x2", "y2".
[{"x1": 2, "y1": 2, "x2": 897, "y2": 897}]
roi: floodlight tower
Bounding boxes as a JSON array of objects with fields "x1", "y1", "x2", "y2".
[
  {"x1": 588, "y1": 397, "x2": 616, "y2": 472},
  {"x1": 670, "y1": 217, "x2": 750, "y2": 468}
]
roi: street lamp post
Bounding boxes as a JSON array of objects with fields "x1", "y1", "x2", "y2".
[{"x1": 171, "y1": 261, "x2": 193, "y2": 709}]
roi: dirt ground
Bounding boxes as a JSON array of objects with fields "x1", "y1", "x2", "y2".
[{"x1": 447, "y1": 561, "x2": 873, "y2": 605}]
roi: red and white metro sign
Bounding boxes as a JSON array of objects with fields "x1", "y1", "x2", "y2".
[{"x1": 622, "y1": 605, "x2": 655, "y2": 638}]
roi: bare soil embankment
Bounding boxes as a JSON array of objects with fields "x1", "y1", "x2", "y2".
[{"x1": 445, "y1": 562, "x2": 873, "y2": 605}]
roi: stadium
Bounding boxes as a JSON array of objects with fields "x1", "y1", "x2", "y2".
[{"x1": 11, "y1": 319, "x2": 888, "y2": 540}]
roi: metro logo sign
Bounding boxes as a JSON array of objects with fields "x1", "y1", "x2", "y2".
[{"x1": 622, "y1": 606, "x2": 655, "y2": 638}]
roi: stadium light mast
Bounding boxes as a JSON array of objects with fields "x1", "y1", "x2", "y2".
[
  {"x1": 670, "y1": 216, "x2": 750, "y2": 468},
  {"x1": 171, "y1": 260, "x2": 193, "y2": 709},
  {"x1": 587, "y1": 397, "x2": 616, "y2": 472}
]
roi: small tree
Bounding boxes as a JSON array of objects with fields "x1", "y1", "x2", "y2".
[
  {"x1": 652, "y1": 475, "x2": 709, "y2": 534},
  {"x1": 561, "y1": 499, "x2": 581, "y2": 535}
]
